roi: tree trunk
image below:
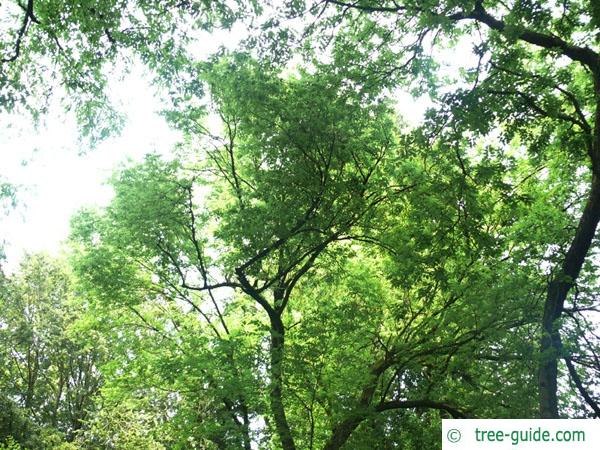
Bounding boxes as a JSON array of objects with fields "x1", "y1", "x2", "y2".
[
  {"x1": 322, "y1": 359, "x2": 386, "y2": 450},
  {"x1": 539, "y1": 175, "x2": 600, "y2": 418},
  {"x1": 241, "y1": 401, "x2": 252, "y2": 450},
  {"x1": 270, "y1": 315, "x2": 296, "y2": 450},
  {"x1": 322, "y1": 414, "x2": 367, "y2": 450}
]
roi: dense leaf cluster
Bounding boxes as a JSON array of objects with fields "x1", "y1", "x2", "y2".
[{"x1": 1, "y1": 0, "x2": 599, "y2": 449}]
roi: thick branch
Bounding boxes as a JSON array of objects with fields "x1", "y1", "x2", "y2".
[
  {"x1": 322, "y1": 358, "x2": 390, "y2": 450},
  {"x1": 376, "y1": 399, "x2": 466, "y2": 418},
  {"x1": 565, "y1": 356, "x2": 600, "y2": 417},
  {"x1": 235, "y1": 268, "x2": 277, "y2": 319},
  {"x1": 539, "y1": 175, "x2": 600, "y2": 418},
  {"x1": 460, "y1": 6, "x2": 599, "y2": 71},
  {"x1": 1, "y1": 0, "x2": 35, "y2": 63}
]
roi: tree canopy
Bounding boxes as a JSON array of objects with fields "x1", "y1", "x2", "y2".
[{"x1": 1, "y1": 1, "x2": 599, "y2": 449}]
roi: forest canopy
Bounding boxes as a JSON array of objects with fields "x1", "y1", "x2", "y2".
[{"x1": 1, "y1": 0, "x2": 599, "y2": 449}]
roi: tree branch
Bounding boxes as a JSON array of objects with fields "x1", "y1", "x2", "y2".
[
  {"x1": 458, "y1": 5, "x2": 599, "y2": 72},
  {"x1": 564, "y1": 356, "x2": 600, "y2": 417},
  {"x1": 376, "y1": 399, "x2": 467, "y2": 418},
  {"x1": 1, "y1": 0, "x2": 36, "y2": 63},
  {"x1": 325, "y1": 0, "x2": 404, "y2": 13}
]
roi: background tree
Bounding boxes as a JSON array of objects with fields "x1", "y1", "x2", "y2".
[{"x1": 0, "y1": 254, "x2": 104, "y2": 447}]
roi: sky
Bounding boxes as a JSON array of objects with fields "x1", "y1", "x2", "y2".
[
  {"x1": 0, "y1": 25, "x2": 249, "y2": 273},
  {"x1": 0, "y1": 22, "x2": 438, "y2": 274},
  {"x1": 0, "y1": 68, "x2": 179, "y2": 272}
]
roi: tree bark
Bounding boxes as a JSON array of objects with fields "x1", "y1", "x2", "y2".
[
  {"x1": 322, "y1": 359, "x2": 387, "y2": 450},
  {"x1": 539, "y1": 175, "x2": 600, "y2": 418},
  {"x1": 241, "y1": 401, "x2": 252, "y2": 450},
  {"x1": 270, "y1": 315, "x2": 296, "y2": 450},
  {"x1": 322, "y1": 413, "x2": 367, "y2": 450}
]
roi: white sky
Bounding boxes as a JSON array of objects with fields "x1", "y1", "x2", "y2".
[
  {"x1": 0, "y1": 67, "x2": 180, "y2": 272},
  {"x1": 0, "y1": 21, "x2": 443, "y2": 274},
  {"x1": 0, "y1": 25, "x2": 249, "y2": 273}
]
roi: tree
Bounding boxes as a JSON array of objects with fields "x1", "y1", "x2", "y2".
[
  {"x1": 3, "y1": 1, "x2": 599, "y2": 448},
  {"x1": 264, "y1": 0, "x2": 600, "y2": 419},
  {"x1": 0, "y1": 394, "x2": 43, "y2": 449},
  {"x1": 0, "y1": 254, "x2": 104, "y2": 446},
  {"x1": 0, "y1": 0, "x2": 253, "y2": 143},
  {"x1": 70, "y1": 54, "x2": 544, "y2": 448}
]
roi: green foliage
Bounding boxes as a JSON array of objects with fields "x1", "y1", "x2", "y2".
[
  {"x1": 0, "y1": 0, "x2": 255, "y2": 143},
  {"x1": 0, "y1": 437, "x2": 21, "y2": 450},
  {"x1": 0, "y1": 254, "x2": 104, "y2": 448},
  {"x1": 66, "y1": 53, "x2": 567, "y2": 447},
  {"x1": 3, "y1": 0, "x2": 600, "y2": 447},
  {"x1": 0, "y1": 394, "x2": 41, "y2": 449},
  {"x1": 75, "y1": 402, "x2": 167, "y2": 450}
]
